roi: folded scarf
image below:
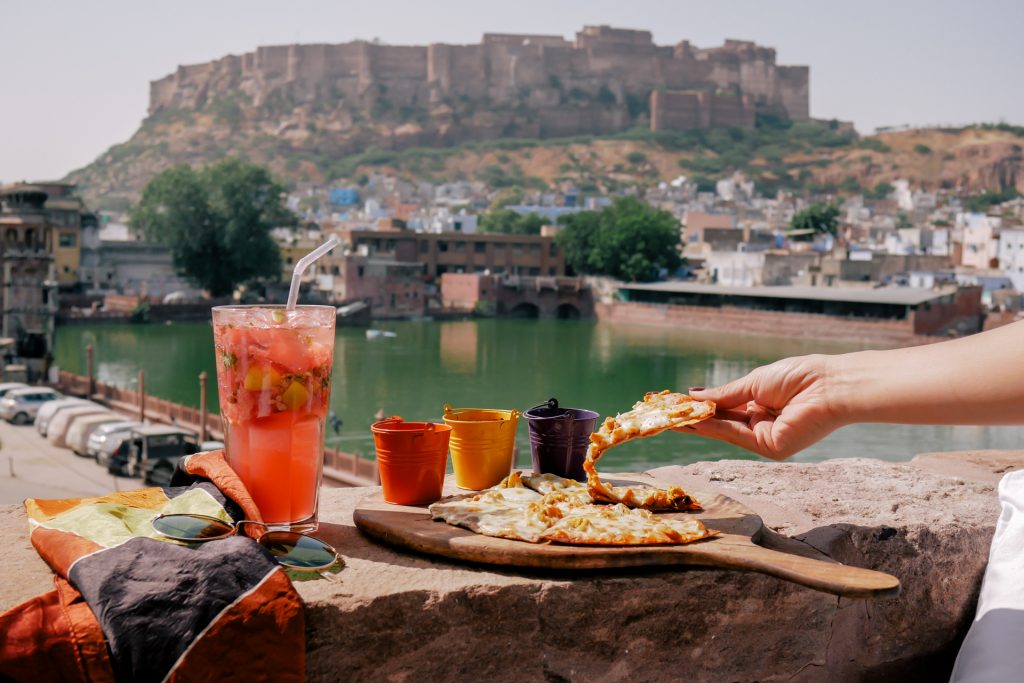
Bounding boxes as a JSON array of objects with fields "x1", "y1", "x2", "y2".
[{"x1": 0, "y1": 450, "x2": 304, "y2": 683}]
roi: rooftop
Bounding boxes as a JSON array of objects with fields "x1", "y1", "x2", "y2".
[{"x1": 620, "y1": 282, "x2": 958, "y2": 306}]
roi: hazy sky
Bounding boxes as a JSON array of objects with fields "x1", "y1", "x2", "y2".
[{"x1": 2, "y1": 0, "x2": 1021, "y2": 182}]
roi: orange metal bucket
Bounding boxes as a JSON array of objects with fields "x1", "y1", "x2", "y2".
[
  {"x1": 442, "y1": 405, "x2": 520, "y2": 490},
  {"x1": 371, "y1": 417, "x2": 452, "y2": 505}
]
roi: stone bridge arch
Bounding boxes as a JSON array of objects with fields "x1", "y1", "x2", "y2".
[{"x1": 495, "y1": 276, "x2": 594, "y2": 319}]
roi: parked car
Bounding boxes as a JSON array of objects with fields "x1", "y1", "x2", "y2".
[
  {"x1": 0, "y1": 387, "x2": 62, "y2": 425},
  {"x1": 67, "y1": 414, "x2": 127, "y2": 456},
  {"x1": 47, "y1": 404, "x2": 113, "y2": 447},
  {"x1": 97, "y1": 433, "x2": 133, "y2": 475},
  {"x1": 200, "y1": 440, "x2": 224, "y2": 452},
  {"x1": 0, "y1": 382, "x2": 28, "y2": 398},
  {"x1": 125, "y1": 426, "x2": 200, "y2": 485},
  {"x1": 35, "y1": 397, "x2": 91, "y2": 435},
  {"x1": 86, "y1": 421, "x2": 142, "y2": 459}
]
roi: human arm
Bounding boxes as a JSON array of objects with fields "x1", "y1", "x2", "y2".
[{"x1": 682, "y1": 319, "x2": 1024, "y2": 460}]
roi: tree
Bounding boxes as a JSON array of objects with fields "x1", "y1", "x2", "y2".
[
  {"x1": 864, "y1": 182, "x2": 894, "y2": 200},
  {"x1": 478, "y1": 209, "x2": 546, "y2": 235},
  {"x1": 789, "y1": 202, "x2": 840, "y2": 239},
  {"x1": 131, "y1": 159, "x2": 294, "y2": 297},
  {"x1": 556, "y1": 197, "x2": 682, "y2": 282}
]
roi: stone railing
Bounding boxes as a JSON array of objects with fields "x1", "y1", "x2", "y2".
[{"x1": 3, "y1": 451, "x2": 1016, "y2": 681}]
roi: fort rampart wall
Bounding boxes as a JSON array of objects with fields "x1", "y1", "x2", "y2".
[{"x1": 148, "y1": 25, "x2": 810, "y2": 142}]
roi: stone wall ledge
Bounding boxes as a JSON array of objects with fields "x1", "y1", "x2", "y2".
[{"x1": 2, "y1": 451, "x2": 1020, "y2": 682}]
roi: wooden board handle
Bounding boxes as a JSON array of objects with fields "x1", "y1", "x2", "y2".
[{"x1": 695, "y1": 539, "x2": 900, "y2": 599}]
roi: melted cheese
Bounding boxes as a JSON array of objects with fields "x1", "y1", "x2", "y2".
[
  {"x1": 430, "y1": 470, "x2": 715, "y2": 546},
  {"x1": 429, "y1": 487, "x2": 548, "y2": 542},
  {"x1": 584, "y1": 391, "x2": 715, "y2": 510}
]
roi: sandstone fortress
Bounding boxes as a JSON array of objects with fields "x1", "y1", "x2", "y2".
[{"x1": 149, "y1": 25, "x2": 809, "y2": 148}]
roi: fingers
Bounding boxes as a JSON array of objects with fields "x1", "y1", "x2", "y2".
[
  {"x1": 683, "y1": 418, "x2": 777, "y2": 459},
  {"x1": 678, "y1": 412, "x2": 792, "y2": 462},
  {"x1": 689, "y1": 376, "x2": 756, "y2": 411}
]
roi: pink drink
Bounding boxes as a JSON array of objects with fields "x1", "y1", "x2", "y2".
[{"x1": 212, "y1": 305, "x2": 336, "y2": 530}]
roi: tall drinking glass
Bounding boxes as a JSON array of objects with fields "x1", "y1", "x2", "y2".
[{"x1": 211, "y1": 305, "x2": 336, "y2": 532}]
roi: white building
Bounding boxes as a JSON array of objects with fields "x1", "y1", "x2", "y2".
[
  {"x1": 893, "y1": 179, "x2": 915, "y2": 211},
  {"x1": 998, "y1": 227, "x2": 1024, "y2": 291},
  {"x1": 706, "y1": 251, "x2": 765, "y2": 287},
  {"x1": 957, "y1": 213, "x2": 1000, "y2": 269}
]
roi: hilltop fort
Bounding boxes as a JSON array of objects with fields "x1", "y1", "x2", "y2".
[{"x1": 149, "y1": 25, "x2": 809, "y2": 147}]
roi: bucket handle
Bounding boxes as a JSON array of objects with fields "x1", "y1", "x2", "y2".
[
  {"x1": 444, "y1": 405, "x2": 520, "y2": 422},
  {"x1": 527, "y1": 398, "x2": 559, "y2": 413}
]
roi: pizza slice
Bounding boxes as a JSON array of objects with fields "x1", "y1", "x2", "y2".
[
  {"x1": 539, "y1": 504, "x2": 717, "y2": 546},
  {"x1": 520, "y1": 472, "x2": 594, "y2": 505},
  {"x1": 429, "y1": 487, "x2": 549, "y2": 542},
  {"x1": 584, "y1": 390, "x2": 715, "y2": 511}
]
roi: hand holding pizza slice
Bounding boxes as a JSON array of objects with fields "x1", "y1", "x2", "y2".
[{"x1": 584, "y1": 390, "x2": 716, "y2": 510}]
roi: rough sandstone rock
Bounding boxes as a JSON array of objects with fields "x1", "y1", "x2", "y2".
[{"x1": 1, "y1": 452, "x2": 1018, "y2": 682}]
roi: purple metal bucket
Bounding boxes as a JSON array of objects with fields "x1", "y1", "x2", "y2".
[{"x1": 524, "y1": 399, "x2": 599, "y2": 482}]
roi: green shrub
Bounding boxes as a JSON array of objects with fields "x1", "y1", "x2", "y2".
[
  {"x1": 626, "y1": 151, "x2": 647, "y2": 165},
  {"x1": 857, "y1": 138, "x2": 891, "y2": 153}
]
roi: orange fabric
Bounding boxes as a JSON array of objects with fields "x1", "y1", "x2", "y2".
[
  {"x1": 165, "y1": 568, "x2": 305, "y2": 683},
  {"x1": 55, "y1": 577, "x2": 117, "y2": 683},
  {"x1": 0, "y1": 577, "x2": 115, "y2": 683},
  {"x1": 2, "y1": 448, "x2": 305, "y2": 682},
  {"x1": 183, "y1": 450, "x2": 265, "y2": 536},
  {"x1": 26, "y1": 488, "x2": 169, "y2": 521},
  {"x1": 29, "y1": 527, "x2": 104, "y2": 580}
]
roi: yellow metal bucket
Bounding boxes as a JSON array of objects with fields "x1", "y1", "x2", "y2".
[{"x1": 442, "y1": 405, "x2": 520, "y2": 490}]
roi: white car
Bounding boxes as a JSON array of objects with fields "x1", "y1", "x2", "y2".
[
  {"x1": 67, "y1": 414, "x2": 128, "y2": 457},
  {"x1": 35, "y1": 398, "x2": 92, "y2": 435},
  {"x1": 0, "y1": 382, "x2": 28, "y2": 398},
  {"x1": 87, "y1": 421, "x2": 142, "y2": 459},
  {"x1": 0, "y1": 387, "x2": 62, "y2": 425},
  {"x1": 46, "y1": 407, "x2": 115, "y2": 449}
]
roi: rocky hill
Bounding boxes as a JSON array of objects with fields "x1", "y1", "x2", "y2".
[
  {"x1": 68, "y1": 116, "x2": 1024, "y2": 212},
  {"x1": 62, "y1": 27, "x2": 1021, "y2": 209}
]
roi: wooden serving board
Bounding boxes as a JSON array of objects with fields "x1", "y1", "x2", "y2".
[{"x1": 353, "y1": 474, "x2": 901, "y2": 599}]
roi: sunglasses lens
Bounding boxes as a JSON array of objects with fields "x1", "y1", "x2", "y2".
[
  {"x1": 152, "y1": 514, "x2": 235, "y2": 541},
  {"x1": 259, "y1": 531, "x2": 338, "y2": 570}
]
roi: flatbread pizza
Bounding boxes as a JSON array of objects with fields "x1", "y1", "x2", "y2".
[
  {"x1": 583, "y1": 390, "x2": 715, "y2": 511},
  {"x1": 430, "y1": 471, "x2": 716, "y2": 546}
]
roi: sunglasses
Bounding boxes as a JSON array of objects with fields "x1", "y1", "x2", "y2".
[{"x1": 151, "y1": 513, "x2": 340, "y2": 571}]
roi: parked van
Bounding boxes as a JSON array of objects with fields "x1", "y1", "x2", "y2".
[
  {"x1": 35, "y1": 398, "x2": 91, "y2": 435},
  {"x1": 47, "y1": 405, "x2": 112, "y2": 447},
  {"x1": 67, "y1": 414, "x2": 127, "y2": 456},
  {"x1": 86, "y1": 421, "x2": 142, "y2": 459}
]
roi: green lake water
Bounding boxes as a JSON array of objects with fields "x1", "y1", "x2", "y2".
[{"x1": 54, "y1": 319, "x2": 1024, "y2": 472}]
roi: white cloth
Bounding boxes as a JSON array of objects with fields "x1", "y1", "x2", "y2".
[{"x1": 950, "y1": 469, "x2": 1024, "y2": 682}]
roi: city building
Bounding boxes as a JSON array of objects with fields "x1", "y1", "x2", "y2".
[
  {"x1": 618, "y1": 282, "x2": 983, "y2": 337},
  {"x1": 79, "y1": 216, "x2": 196, "y2": 298},
  {"x1": 34, "y1": 182, "x2": 91, "y2": 287},
  {"x1": 956, "y1": 213, "x2": 999, "y2": 269},
  {"x1": 340, "y1": 228, "x2": 564, "y2": 279},
  {"x1": 998, "y1": 227, "x2": 1024, "y2": 291},
  {"x1": 0, "y1": 184, "x2": 59, "y2": 378}
]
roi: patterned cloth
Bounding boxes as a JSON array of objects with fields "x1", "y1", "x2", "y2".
[{"x1": 0, "y1": 451, "x2": 305, "y2": 683}]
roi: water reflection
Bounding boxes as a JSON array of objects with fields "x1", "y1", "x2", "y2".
[{"x1": 440, "y1": 322, "x2": 478, "y2": 374}]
